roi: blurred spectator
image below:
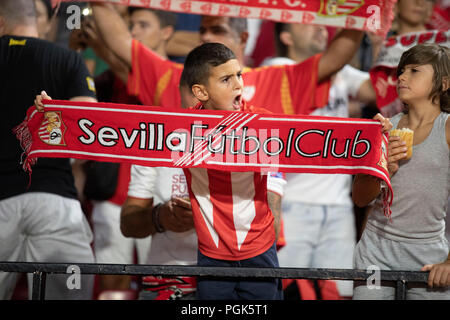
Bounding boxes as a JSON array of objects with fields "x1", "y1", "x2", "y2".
[
  {"x1": 74, "y1": 5, "x2": 181, "y2": 295},
  {"x1": 92, "y1": 2, "x2": 365, "y2": 120},
  {"x1": 127, "y1": 7, "x2": 177, "y2": 59},
  {"x1": 166, "y1": 13, "x2": 201, "y2": 63},
  {"x1": 263, "y1": 22, "x2": 376, "y2": 300},
  {"x1": 82, "y1": 4, "x2": 129, "y2": 77},
  {"x1": 0, "y1": 0, "x2": 97, "y2": 300},
  {"x1": 34, "y1": 0, "x2": 55, "y2": 40},
  {"x1": 368, "y1": 0, "x2": 443, "y2": 119},
  {"x1": 49, "y1": 1, "x2": 87, "y2": 48},
  {"x1": 357, "y1": 0, "x2": 436, "y2": 73},
  {"x1": 83, "y1": 46, "x2": 109, "y2": 77},
  {"x1": 391, "y1": 0, "x2": 435, "y2": 36}
]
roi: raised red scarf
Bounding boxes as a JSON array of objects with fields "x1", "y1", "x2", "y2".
[
  {"x1": 52, "y1": 0, "x2": 396, "y2": 37},
  {"x1": 14, "y1": 100, "x2": 393, "y2": 219}
]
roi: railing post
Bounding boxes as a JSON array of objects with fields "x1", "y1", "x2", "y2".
[
  {"x1": 395, "y1": 280, "x2": 407, "y2": 300},
  {"x1": 31, "y1": 271, "x2": 46, "y2": 300}
]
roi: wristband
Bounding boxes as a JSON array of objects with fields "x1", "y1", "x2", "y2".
[{"x1": 152, "y1": 203, "x2": 165, "y2": 233}]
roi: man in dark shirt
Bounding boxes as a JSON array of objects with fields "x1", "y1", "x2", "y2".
[{"x1": 0, "y1": 0, "x2": 97, "y2": 300}]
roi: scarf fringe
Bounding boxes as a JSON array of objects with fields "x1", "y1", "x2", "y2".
[
  {"x1": 12, "y1": 117, "x2": 35, "y2": 186},
  {"x1": 380, "y1": 0, "x2": 397, "y2": 37}
]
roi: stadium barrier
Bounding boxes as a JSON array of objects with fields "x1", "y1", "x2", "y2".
[{"x1": 0, "y1": 262, "x2": 429, "y2": 300}]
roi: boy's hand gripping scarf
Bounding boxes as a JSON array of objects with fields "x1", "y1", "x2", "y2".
[
  {"x1": 52, "y1": 0, "x2": 396, "y2": 37},
  {"x1": 15, "y1": 100, "x2": 393, "y2": 220}
]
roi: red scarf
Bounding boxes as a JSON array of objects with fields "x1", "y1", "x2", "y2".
[
  {"x1": 52, "y1": 0, "x2": 396, "y2": 37},
  {"x1": 15, "y1": 100, "x2": 393, "y2": 219}
]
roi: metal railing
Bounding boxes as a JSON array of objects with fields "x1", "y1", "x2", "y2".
[{"x1": 0, "y1": 262, "x2": 429, "y2": 300}]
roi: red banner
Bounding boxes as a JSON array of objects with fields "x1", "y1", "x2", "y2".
[
  {"x1": 15, "y1": 99, "x2": 393, "y2": 218},
  {"x1": 52, "y1": 0, "x2": 396, "y2": 37}
]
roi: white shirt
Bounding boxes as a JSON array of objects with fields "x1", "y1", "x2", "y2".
[
  {"x1": 263, "y1": 57, "x2": 370, "y2": 205},
  {"x1": 128, "y1": 165, "x2": 198, "y2": 265}
]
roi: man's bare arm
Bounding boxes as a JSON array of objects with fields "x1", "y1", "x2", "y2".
[
  {"x1": 121, "y1": 197, "x2": 195, "y2": 238},
  {"x1": 351, "y1": 174, "x2": 381, "y2": 208},
  {"x1": 166, "y1": 31, "x2": 200, "y2": 57},
  {"x1": 81, "y1": 20, "x2": 130, "y2": 83},
  {"x1": 318, "y1": 29, "x2": 364, "y2": 83},
  {"x1": 356, "y1": 78, "x2": 377, "y2": 104},
  {"x1": 91, "y1": 3, "x2": 133, "y2": 68},
  {"x1": 120, "y1": 197, "x2": 156, "y2": 238}
]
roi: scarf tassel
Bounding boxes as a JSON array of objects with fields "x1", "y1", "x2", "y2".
[{"x1": 12, "y1": 116, "x2": 35, "y2": 187}]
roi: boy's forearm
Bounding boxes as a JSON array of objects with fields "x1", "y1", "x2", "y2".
[
  {"x1": 352, "y1": 174, "x2": 381, "y2": 208},
  {"x1": 318, "y1": 29, "x2": 364, "y2": 82},
  {"x1": 268, "y1": 191, "x2": 281, "y2": 239}
]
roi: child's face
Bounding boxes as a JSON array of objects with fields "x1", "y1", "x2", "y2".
[
  {"x1": 397, "y1": 63, "x2": 434, "y2": 105},
  {"x1": 396, "y1": 0, "x2": 434, "y2": 27},
  {"x1": 200, "y1": 58, "x2": 244, "y2": 112}
]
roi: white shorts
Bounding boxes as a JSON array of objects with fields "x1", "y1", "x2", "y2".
[
  {"x1": 92, "y1": 200, "x2": 151, "y2": 264},
  {"x1": 277, "y1": 202, "x2": 356, "y2": 297},
  {"x1": 0, "y1": 192, "x2": 95, "y2": 300}
]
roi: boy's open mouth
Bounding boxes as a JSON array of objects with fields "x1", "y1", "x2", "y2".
[{"x1": 232, "y1": 94, "x2": 242, "y2": 110}]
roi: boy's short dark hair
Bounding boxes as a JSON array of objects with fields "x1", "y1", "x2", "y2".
[
  {"x1": 397, "y1": 44, "x2": 450, "y2": 112},
  {"x1": 128, "y1": 7, "x2": 177, "y2": 28},
  {"x1": 180, "y1": 43, "x2": 236, "y2": 89}
]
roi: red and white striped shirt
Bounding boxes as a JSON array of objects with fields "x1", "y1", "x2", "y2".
[
  {"x1": 184, "y1": 102, "x2": 280, "y2": 261},
  {"x1": 184, "y1": 168, "x2": 276, "y2": 261}
]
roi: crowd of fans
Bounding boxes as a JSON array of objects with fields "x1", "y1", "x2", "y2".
[{"x1": 0, "y1": 0, "x2": 449, "y2": 300}]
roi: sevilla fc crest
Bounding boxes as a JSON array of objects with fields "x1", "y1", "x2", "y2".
[
  {"x1": 38, "y1": 111, "x2": 66, "y2": 146},
  {"x1": 318, "y1": 0, "x2": 364, "y2": 17}
]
